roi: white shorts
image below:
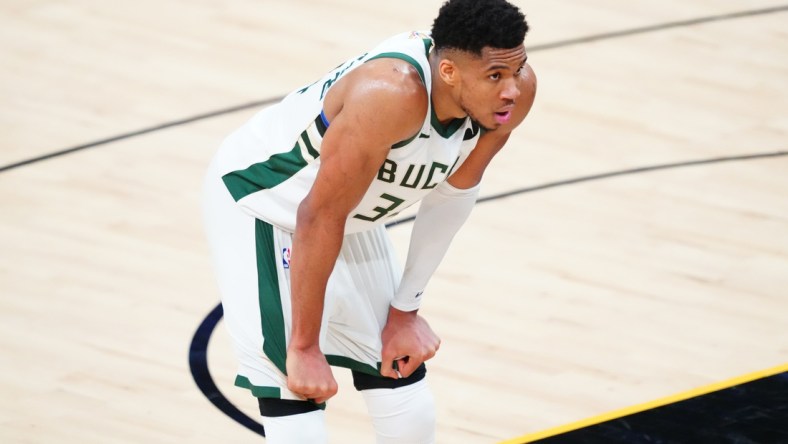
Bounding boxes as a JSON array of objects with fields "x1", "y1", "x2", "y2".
[{"x1": 203, "y1": 168, "x2": 402, "y2": 401}]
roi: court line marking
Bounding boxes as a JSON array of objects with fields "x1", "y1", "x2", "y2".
[
  {"x1": 0, "y1": 99, "x2": 281, "y2": 173},
  {"x1": 189, "y1": 304, "x2": 267, "y2": 436},
  {"x1": 497, "y1": 363, "x2": 788, "y2": 444},
  {"x1": 528, "y1": 4, "x2": 788, "y2": 51},
  {"x1": 1, "y1": 4, "x2": 786, "y2": 173}
]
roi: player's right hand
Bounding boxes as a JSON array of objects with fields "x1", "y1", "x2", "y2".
[
  {"x1": 380, "y1": 307, "x2": 441, "y2": 379},
  {"x1": 286, "y1": 344, "x2": 338, "y2": 404}
]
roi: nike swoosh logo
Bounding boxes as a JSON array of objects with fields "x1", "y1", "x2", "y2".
[{"x1": 418, "y1": 133, "x2": 430, "y2": 139}]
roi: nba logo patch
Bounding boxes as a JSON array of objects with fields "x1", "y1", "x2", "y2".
[{"x1": 282, "y1": 247, "x2": 292, "y2": 269}]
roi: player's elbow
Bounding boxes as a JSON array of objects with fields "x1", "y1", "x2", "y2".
[{"x1": 296, "y1": 194, "x2": 348, "y2": 235}]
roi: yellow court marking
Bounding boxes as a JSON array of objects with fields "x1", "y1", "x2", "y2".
[{"x1": 499, "y1": 363, "x2": 788, "y2": 444}]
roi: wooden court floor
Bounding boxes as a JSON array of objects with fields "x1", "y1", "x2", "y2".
[{"x1": 2, "y1": 1, "x2": 787, "y2": 442}]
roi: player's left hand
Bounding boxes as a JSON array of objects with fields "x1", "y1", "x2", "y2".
[
  {"x1": 380, "y1": 306, "x2": 441, "y2": 379},
  {"x1": 286, "y1": 343, "x2": 338, "y2": 404}
]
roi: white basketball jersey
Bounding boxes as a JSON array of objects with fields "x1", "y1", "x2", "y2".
[{"x1": 213, "y1": 31, "x2": 481, "y2": 233}]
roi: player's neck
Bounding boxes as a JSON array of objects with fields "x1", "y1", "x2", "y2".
[
  {"x1": 431, "y1": 94, "x2": 463, "y2": 125},
  {"x1": 428, "y1": 51, "x2": 467, "y2": 124}
]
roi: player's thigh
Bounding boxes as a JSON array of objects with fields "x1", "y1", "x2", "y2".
[{"x1": 324, "y1": 225, "x2": 402, "y2": 366}]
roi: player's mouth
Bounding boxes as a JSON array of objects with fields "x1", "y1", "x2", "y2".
[{"x1": 494, "y1": 110, "x2": 512, "y2": 124}]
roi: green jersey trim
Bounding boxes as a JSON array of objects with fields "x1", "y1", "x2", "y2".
[
  {"x1": 315, "y1": 110, "x2": 329, "y2": 137},
  {"x1": 422, "y1": 37, "x2": 434, "y2": 55},
  {"x1": 431, "y1": 105, "x2": 467, "y2": 138},
  {"x1": 222, "y1": 125, "x2": 321, "y2": 201},
  {"x1": 222, "y1": 143, "x2": 306, "y2": 201},
  {"x1": 391, "y1": 132, "x2": 419, "y2": 149},
  {"x1": 463, "y1": 120, "x2": 482, "y2": 141},
  {"x1": 255, "y1": 220, "x2": 288, "y2": 375}
]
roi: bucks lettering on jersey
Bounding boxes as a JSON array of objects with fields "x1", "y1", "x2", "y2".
[{"x1": 215, "y1": 31, "x2": 481, "y2": 234}]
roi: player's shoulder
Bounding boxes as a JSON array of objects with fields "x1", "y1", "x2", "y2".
[
  {"x1": 350, "y1": 57, "x2": 427, "y2": 102},
  {"x1": 331, "y1": 58, "x2": 427, "y2": 129},
  {"x1": 321, "y1": 59, "x2": 427, "y2": 145}
]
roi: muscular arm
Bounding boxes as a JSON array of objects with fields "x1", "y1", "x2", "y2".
[{"x1": 285, "y1": 59, "x2": 427, "y2": 403}]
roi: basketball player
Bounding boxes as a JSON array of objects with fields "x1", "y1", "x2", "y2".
[{"x1": 203, "y1": 0, "x2": 535, "y2": 441}]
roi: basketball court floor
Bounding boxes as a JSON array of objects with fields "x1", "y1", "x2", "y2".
[{"x1": 2, "y1": 1, "x2": 787, "y2": 442}]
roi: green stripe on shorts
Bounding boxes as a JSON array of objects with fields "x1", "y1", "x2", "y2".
[
  {"x1": 326, "y1": 355, "x2": 380, "y2": 377},
  {"x1": 255, "y1": 219, "x2": 288, "y2": 375},
  {"x1": 235, "y1": 375, "x2": 282, "y2": 398}
]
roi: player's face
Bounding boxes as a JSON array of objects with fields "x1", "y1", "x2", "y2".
[{"x1": 457, "y1": 45, "x2": 527, "y2": 131}]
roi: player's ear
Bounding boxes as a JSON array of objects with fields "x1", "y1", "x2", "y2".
[{"x1": 438, "y1": 58, "x2": 459, "y2": 86}]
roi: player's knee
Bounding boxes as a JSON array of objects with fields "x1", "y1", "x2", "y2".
[
  {"x1": 360, "y1": 379, "x2": 436, "y2": 444},
  {"x1": 258, "y1": 398, "x2": 328, "y2": 444}
]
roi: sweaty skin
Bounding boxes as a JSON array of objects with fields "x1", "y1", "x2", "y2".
[{"x1": 285, "y1": 46, "x2": 537, "y2": 403}]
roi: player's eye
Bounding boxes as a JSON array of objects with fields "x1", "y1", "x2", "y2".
[{"x1": 489, "y1": 73, "x2": 501, "y2": 81}]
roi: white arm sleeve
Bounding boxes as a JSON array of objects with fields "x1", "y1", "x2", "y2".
[{"x1": 391, "y1": 180, "x2": 480, "y2": 312}]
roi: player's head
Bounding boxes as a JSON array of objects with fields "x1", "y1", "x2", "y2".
[
  {"x1": 430, "y1": 0, "x2": 530, "y2": 131},
  {"x1": 431, "y1": 0, "x2": 528, "y2": 56}
]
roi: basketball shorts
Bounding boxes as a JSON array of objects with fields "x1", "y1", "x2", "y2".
[{"x1": 203, "y1": 170, "x2": 402, "y2": 401}]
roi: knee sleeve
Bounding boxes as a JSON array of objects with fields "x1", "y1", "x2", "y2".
[
  {"x1": 360, "y1": 379, "x2": 436, "y2": 444},
  {"x1": 260, "y1": 400, "x2": 328, "y2": 444}
]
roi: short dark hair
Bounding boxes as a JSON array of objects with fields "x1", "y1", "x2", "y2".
[{"x1": 431, "y1": 0, "x2": 528, "y2": 54}]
